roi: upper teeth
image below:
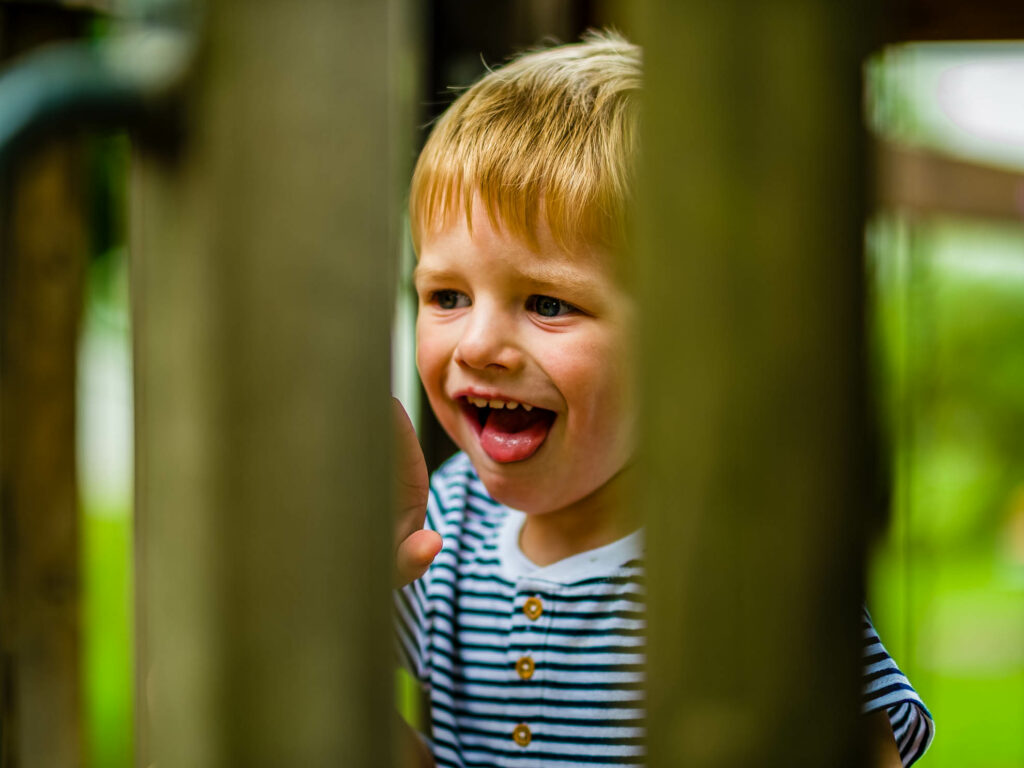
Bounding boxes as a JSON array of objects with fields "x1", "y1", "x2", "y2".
[{"x1": 467, "y1": 396, "x2": 531, "y2": 411}]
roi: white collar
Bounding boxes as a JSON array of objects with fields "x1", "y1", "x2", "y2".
[{"x1": 496, "y1": 509, "x2": 644, "y2": 585}]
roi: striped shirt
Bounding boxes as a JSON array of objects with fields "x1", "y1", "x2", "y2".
[{"x1": 395, "y1": 452, "x2": 934, "y2": 767}]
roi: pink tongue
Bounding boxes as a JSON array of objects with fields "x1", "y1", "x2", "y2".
[{"x1": 479, "y1": 407, "x2": 552, "y2": 463}]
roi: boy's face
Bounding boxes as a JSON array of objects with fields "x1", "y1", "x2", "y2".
[{"x1": 414, "y1": 199, "x2": 634, "y2": 515}]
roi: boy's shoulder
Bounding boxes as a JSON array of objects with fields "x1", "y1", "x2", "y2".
[
  {"x1": 425, "y1": 451, "x2": 509, "y2": 542},
  {"x1": 431, "y1": 449, "x2": 476, "y2": 484}
]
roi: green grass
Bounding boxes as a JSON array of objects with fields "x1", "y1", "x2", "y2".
[
  {"x1": 872, "y1": 547, "x2": 1024, "y2": 766},
  {"x1": 82, "y1": 507, "x2": 133, "y2": 768}
]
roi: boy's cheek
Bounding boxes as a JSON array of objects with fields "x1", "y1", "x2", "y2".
[
  {"x1": 414, "y1": 329, "x2": 459, "y2": 433},
  {"x1": 414, "y1": 321, "x2": 443, "y2": 377},
  {"x1": 416, "y1": 343, "x2": 448, "y2": 385}
]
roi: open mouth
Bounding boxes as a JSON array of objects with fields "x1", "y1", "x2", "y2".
[{"x1": 458, "y1": 397, "x2": 556, "y2": 464}]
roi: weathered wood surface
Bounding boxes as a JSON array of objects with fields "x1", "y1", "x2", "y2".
[
  {"x1": 0, "y1": 140, "x2": 86, "y2": 768},
  {"x1": 877, "y1": 141, "x2": 1024, "y2": 223},
  {"x1": 0, "y1": 6, "x2": 90, "y2": 767},
  {"x1": 132, "y1": 0, "x2": 403, "y2": 766},
  {"x1": 888, "y1": 0, "x2": 1024, "y2": 40},
  {"x1": 633, "y1": 2, "x2": 876, "y2": 766}
]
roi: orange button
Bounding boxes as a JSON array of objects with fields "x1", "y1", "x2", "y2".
[
  {"x1": 523, "y1": 596, "x2": 543, "y2": 620},
  {"x1": 516, "y1": 655, "x2": 535, "y2": 680},
  {"x1": 512, "y1": 722, "x2": 532, "y2": 747}
]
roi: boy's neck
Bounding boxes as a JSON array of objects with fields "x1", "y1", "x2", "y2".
[{"x1": 517, "y1": 467, "x2": 640, "y2": 567}]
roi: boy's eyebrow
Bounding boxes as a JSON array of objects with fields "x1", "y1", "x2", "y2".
[
  {"x1": 522, "y1": 268, "x2": 599, "y2": 295},
  {"x1": 413, "y1": 264, "x2": 600, "y2": 294},
  {"x1": 411, "y1": 265, "x2": 458, "y2": 285}
]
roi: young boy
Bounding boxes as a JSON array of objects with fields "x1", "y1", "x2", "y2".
[{"x1": 393, "y1": 31, "x2": 933, "y2": 768}]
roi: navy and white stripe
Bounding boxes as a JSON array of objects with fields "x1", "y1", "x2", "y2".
[
  {"x1": 396, "y1": 452, "x2": 934, "y2": 767},
  {"x1": 862, "y1": 611, "x2": 934, "y2": 764}
]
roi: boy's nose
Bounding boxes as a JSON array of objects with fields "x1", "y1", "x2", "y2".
[{"x1": 453, "y1": 307, "x2": 522, "y2": 372}]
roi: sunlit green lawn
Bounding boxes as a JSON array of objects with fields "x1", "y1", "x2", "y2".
[
  {"x1": 82, "y1": 508, "x2": 133, "y2": 768},
  {"x1": 870, "y1": 215, "x2": 1024, "y2": 766}
]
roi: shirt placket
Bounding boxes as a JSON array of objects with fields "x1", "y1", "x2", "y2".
[{"x1": 507, "y1": 579, "x2": 554, "y2": 766}]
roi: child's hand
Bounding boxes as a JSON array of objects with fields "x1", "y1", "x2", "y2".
[{"x1": 393, "y1": 398, "x2": 443, "y2": 587}]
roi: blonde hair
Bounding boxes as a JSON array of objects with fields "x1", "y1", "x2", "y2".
[{"x1": 409, "y1": 29, "x2": 641, "y2": 255}]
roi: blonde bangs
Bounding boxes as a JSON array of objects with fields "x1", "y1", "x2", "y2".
[{"x1": 409, "y1": 30, "x2": 640, "y2": 256}]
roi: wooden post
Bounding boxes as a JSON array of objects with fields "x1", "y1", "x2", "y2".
[
  {"x1": 132, "y1": 0, "x2": 404, "y2": 766},
  {"x1": 0, "y1": 140, "x2": 87, "y2": 768},
  {"x1": 0, "y1": 4, "x2": 92, "y2": 766},
  {"x1": 633, "y1": 2, "x2": 876, "y2": 766}
]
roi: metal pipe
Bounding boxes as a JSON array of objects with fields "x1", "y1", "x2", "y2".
[{"x1": 0, "y1": 2, "x2": 196, "y2": 162}]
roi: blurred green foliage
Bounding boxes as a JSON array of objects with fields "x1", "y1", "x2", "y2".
[
  {"x1": 867, "y1": 42, "x2": 1024, "y2": 766},
  {"x1": 79, "y1": 134, "x2": 133, "y2": 768},
  {"x1": 869, "y1": 216, "x2": 1024, "y2": 766},
  {"x1": 80, "y1": 16, "x2": 133, "y2": 767}
]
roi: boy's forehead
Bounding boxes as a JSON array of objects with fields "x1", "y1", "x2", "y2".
[
  {"x1": 415, "y1": 210, "x2": 613, "y2": 289},
  {"x1": 413, "y1": 257, "x2": 603, "y2": 298}
]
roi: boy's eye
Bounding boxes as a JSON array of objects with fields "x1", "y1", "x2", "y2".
[
  {"x1": 527, "y1": 294, "x2": 577, "y2": 318},
  {"x1": 431, "y1": 290, "x2": 470, "y2": 310}
]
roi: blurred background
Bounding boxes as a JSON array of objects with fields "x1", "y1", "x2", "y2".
[
  {"x1": 868, "y1": 43, "x2": 1024, "y2": 767},
  {"x1": 1, "y1": 0, "x2": 1023, "y2": 766}
]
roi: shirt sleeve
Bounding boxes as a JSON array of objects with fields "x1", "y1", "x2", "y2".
[
  {"x1": 393, "y1": 455, "x2": 463, "y2": 684},
  {"x1": 861, "y1": 608, "x2": 935, "y2": 766},
  {"x1": 394, "y1": 567, "x2": 432, "y2": 682},
  {"x1": 392, "y1": 486, "x2": 443, "y2": 683}
]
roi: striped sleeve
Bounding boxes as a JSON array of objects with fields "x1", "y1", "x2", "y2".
[
  {"x1": 861, "y1": 609, "x2": 934, "y2": 766},
  {"x1": 394, "y1": 453, "x2": 474, "y2": 685},
  {"x1": 393, "y1": 463, "x2": 454, "y2": 683},
  {"x1": 394, "y1": 569, "x2": 431, "y2": 681}
]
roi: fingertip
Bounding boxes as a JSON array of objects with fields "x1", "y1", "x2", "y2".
[
  {"x1": 411, "y1": 530, "x2": 443, "y2": 565},
  {"x1": 425, "y1": 530, "x2": 443, "y2": 557},
  {"x1": 395, "y1": 530, "x2": 443, "y2": 588}
]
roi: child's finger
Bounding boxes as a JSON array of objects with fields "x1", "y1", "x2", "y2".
[
  {"x1": 392, "y1": 397, "x2": 429, "y2": 544},
  {"x1": 395, "y1": 529, "x2": 443, "y2": 587}
]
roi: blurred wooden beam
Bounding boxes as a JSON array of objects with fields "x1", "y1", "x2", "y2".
[
  {"x1": 0, "y1": 2, "x2": 95, "y2": 51},
  {"x1": 0, "y1": 140, "x2": 86, "y2": 768},
  {"x1": 634, "y1": 1, "x2": 875, "y2": 765},
  {"x1": 0, "y1": 7, "x2": 90, "y2": 768},
  {"x1": 889, "y1": 0, "x2": 1024, "y2": 42},
  {"x1": 0, "y1": 0, "x2": 110, "y2": 14},
  {"x1": 132, "y1": 0, "x2": 406, "y2": 766},
  {"x1": 876, "y1": 140, "x2": 1024, "y2": 223}
]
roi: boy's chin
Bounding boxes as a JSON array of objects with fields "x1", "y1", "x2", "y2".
[
  {"x1": 477, "y1": 477, "x2": 555, "y2": 514},
  {"x1": 467, "y1": 445, "x2": 634, "y2": 516},
  {"x1": 469, "y1": 461, "x2": 578, "y2": 515},
  {"x1": 461, "y1": 449, "x2": 540, "y2": 506}
]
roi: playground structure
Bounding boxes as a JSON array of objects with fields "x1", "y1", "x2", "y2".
[{"x1": 1, "y1": 1, "x2": 1023, "y2": 766}]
